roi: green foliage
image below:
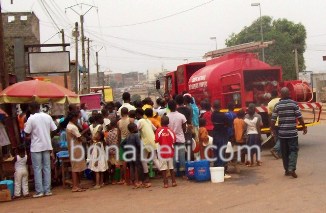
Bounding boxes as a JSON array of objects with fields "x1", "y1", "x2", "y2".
[{"x1": 225, "y1": 16, "x2": 306, "y2": 80}]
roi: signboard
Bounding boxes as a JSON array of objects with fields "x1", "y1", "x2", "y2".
[
  {"x1": 28, "y1": 51, "x2": 70, "y2": 74},
  {"x1": 104, "y1": 88, "x2": 113, "y2": 102},
  {"x1": 80, "y1": 93, "x2": 102, "y2": 110}
]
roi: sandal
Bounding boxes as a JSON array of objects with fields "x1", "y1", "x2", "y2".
[
  {"x1": 72, "y1": 188, "x2": 86, "y2": 192},
  {"x1": 143, "y1": 182, "x2": 151, "y2": 188},
  {"x1": 92, "y1": 185, "x2": 101, "y2": 190},
  {"x1": 256, "y1": 161, "x2": 262, "y2": 166},
  {"x1": 172, "y1": 182, "x2": 177, "y2": 187},
  {"x1": 117, "y1": 180, "x2": 125, "y2": 185},
  {"x1": 133, "y1": 183, "x2": 141, "y2": 189}
]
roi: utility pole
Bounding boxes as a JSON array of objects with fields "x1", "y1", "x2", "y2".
[
  {"x1": 294, "y1": 48, "x2": 299, "y2": 80},
  {"x1": 80, "y1": 15, "x2": 87, "y2": 93},
  {"x1": 73, "y1": 22, "x2": 79, "y2": 94},
  {"x1": 66, "y1": 3, "x2": 97, "y2": 94},
  {"x1": 96, "y1": 51, "x2": 99, "y2": 86},
  {"x1": 0, "y1": 3, "x2": 8, "y2": 90},
  {"x1": 96, "y1": 47, "x2": 103, "y2": 86},
  {"x1": 87, "y1": 37, "x2": 90, "y2": 91},
  {"x1": 61, "y1": 29, "x2": 68, "y2": 89}
]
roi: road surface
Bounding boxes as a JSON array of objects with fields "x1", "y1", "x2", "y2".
[{"x1": 2, "y1": 123, "x2": 326, "y2": 213}]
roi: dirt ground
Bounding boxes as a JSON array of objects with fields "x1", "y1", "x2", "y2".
[{"x1": 2, "y1": 124, "x2": 326, "y2": 213}]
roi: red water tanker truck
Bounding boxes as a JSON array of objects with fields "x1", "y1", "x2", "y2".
[{"x1": 164, "y1": 52, "x2": 322, "y2": 132}]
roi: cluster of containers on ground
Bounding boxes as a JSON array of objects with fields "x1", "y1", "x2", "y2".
[{"x1": 186, "y1": 160, "x2": 224, "y2": 183}]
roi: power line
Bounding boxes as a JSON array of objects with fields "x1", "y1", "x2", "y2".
[
  {"x1": 87, "y1": 0, "x2": 215, "y2": 28},
  {"x1": 86, "y1": 30, "x2": 201, "y2": 59},
  {"x1": 38, "y1": 0, "x2": 61, "y2": 31},
  {"x1": 42, "y1": 31, "x2": 60, "y2": 44}
]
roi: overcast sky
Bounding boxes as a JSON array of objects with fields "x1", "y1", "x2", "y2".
[{"x1": 3, "y1": 0, "x2": 326, "y2": 74}]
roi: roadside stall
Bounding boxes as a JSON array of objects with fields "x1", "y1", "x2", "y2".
[{"x1": 0, "y1": 79, "x2": 79, "y2": 191}]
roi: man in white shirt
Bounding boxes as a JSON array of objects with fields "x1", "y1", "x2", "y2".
[
  {"x1": 166, "y1": 100, "x2": 187, "y2": 177},
  {"x1": 117, "y1": 92, "x2": 136, "y2": 117},
  {"x1": 24, "y1": 103, "x2": 57, "y2": 198},
  {"x1": 80, "y1": 103, "x2": 89, "y2": 123}
]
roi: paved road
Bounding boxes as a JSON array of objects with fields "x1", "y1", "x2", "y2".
[{"x1": 2, "y1": 123, "x2": 326, "y2": 213}]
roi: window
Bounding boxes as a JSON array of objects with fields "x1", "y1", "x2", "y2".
[
  {"x1": 20, "y1": 16, "x2": 28, "y2": 21},
  {"x1": 8, "y1": 16, "x2": 15, "y2": 23}
]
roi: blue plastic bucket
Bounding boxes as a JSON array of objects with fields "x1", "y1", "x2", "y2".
[
  {"x1": 194, "y1": 160, "x2": 211, "y2": 182},
  {"x1": 0, "y1": 180, "x2": 14, "y2": 197}
]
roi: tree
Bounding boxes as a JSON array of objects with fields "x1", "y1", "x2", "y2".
[
  {"x1": 225, "y1": 16, "x2": 306, "y2": 80},
  {"x1": 131, "y1": 94, "x2": 141, "y2": 102}
]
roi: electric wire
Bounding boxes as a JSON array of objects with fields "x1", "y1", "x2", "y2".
[{"x1": 87, "y1": 0, "x2": 215, "y2": 28}]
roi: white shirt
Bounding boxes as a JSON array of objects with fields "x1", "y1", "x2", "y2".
[
  {"x1": 167, "y1": 111, "x2": 187, "y2": 143},
  {"x1": 15, "y1": 155, "x2": 27, "y2": 171},
  {"x1": 117, "y1": 103, "x2": 136, "y2": 117},
  {"x1": 157, "y1": 107, "x2": 167, "y2": 117},
  {"x1": 24, "y1": 112, "x2": 57, "y2": 152},
  {"x1": 244, "y1": 114, "x2": 262, "y2": 135},
  {"x1": 80, "y1": 109, "x2": 89, "y2": 123}
]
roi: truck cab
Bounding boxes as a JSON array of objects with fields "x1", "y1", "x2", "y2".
[{"x1": 165, "y1": 62, "x2": 206, "y2": 96}]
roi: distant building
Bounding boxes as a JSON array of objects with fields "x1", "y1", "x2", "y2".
[{"x1": 2, "y1": 12, "x2": 40, "y2": 78}]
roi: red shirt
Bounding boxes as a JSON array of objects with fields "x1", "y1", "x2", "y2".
[
  {"x1": 202, "y1": 111, "x2": 214, "y2": 131},
  {"x1": 155, "y1": 127, "x2": 176, "y2": 159}
]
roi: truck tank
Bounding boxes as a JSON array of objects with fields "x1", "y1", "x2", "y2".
[{"x1": 188, "y1": 52, "x2": 282, "y2": 108}]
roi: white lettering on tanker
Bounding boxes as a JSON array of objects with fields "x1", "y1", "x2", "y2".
[
  {"x1": 191, "y1": 75, "x2": 206, "y2": 83},
  {"x1": 189, "y1": 81, "x2": 208, "y2": 90}
]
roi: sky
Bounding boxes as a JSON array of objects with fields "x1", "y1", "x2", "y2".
[{"x1": 2, "y1": 0, "x2": 326, "y2": 75}]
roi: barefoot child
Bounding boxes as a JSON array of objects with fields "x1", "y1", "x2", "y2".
[
  {"x1": 244, "y1": 104, "x2": 263, "y2": 167},
  {"x1": 124, "y1": 123, "x2": 143, "y2": 188},
  {"x1": 14, "y1": 145, "x2": 29, "y2": 198},
  {"x1": 105, "y1": 119, "x2": 119, "y2": 185},
  {"x1": 155, "y1": 116, "x2": 177, "y2": 188},
  {"x1": 233, "y1": 109, "x2": 246, "y2": 163},
  {"x1": 117, "y1": 107, "x2": 131, "y2": 185}
]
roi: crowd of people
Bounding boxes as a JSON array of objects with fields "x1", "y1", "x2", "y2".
[{"x1": 11, "y1": 87, "x2": 306, "y2": 199}]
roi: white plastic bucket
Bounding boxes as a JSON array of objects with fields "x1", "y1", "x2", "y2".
[{"x1": 209, "y1": 167, "x2": 224, "y2": 183}]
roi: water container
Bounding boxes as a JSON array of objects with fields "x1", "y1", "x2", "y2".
[
  {"x1": 0, "y1": 180, "x2": 14, "y2": 197},
  {"x1": 84, "y1": 169, "x2": 93, "y2": 180},
  {"x1": 114, "y1": 168, "x2": 121, "y2": 181},
  {"x1": 210, "y1": 167, "x2": 224, "y2": 183},
  {"x1": 185, "y1": 161, "x2": 195, "y2": 180},
  {"x1": 56, "y1": 150, "x2": 69, "y2": 158},
  {"x1": 59, "y1": 131, "x2": 68, "y2": 148},
  {"x1": 194, "y1": 160, "x2": 210, "y2": 182}
]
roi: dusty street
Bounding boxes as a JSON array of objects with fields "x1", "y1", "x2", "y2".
[{"x1": 2, "y1": 123, "x2": 326, "y2": 213}]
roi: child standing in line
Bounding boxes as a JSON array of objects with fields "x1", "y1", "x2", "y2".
[
  {"x1": 89, "y1": 114, "x2": 108, "y2": 189},
  {"x1": 117, "y1": 107, "x2": 131, "y2": 185},
  {"x1": 138, "y1": 108, "x2": 160, "y2": 188},
  {"x1": 14, "y1": 145, "x2": 29, "y2": 198},
  {"x1": 244, "y1": 104, "x2": 263, "y2": 167},
  {"x1": 199, "y1": 118, "x2": 210, "y2": 160},
  {"x1": 233, "y1": 109, "x2": 246, "y2": 163},
  {"x1": 106, "y1": 119, "x2": 119, "y2": 185},
  {"x1": 155, "y1": 116, "x2": 177, "y2": 188},
  {"x1": 124, "y1": 123, "x2": 143, "y2": 189}
]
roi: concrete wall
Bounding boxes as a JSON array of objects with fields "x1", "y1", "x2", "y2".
[{"x1": 2, "y1": 12, "x2": 40, "y2": 76}]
